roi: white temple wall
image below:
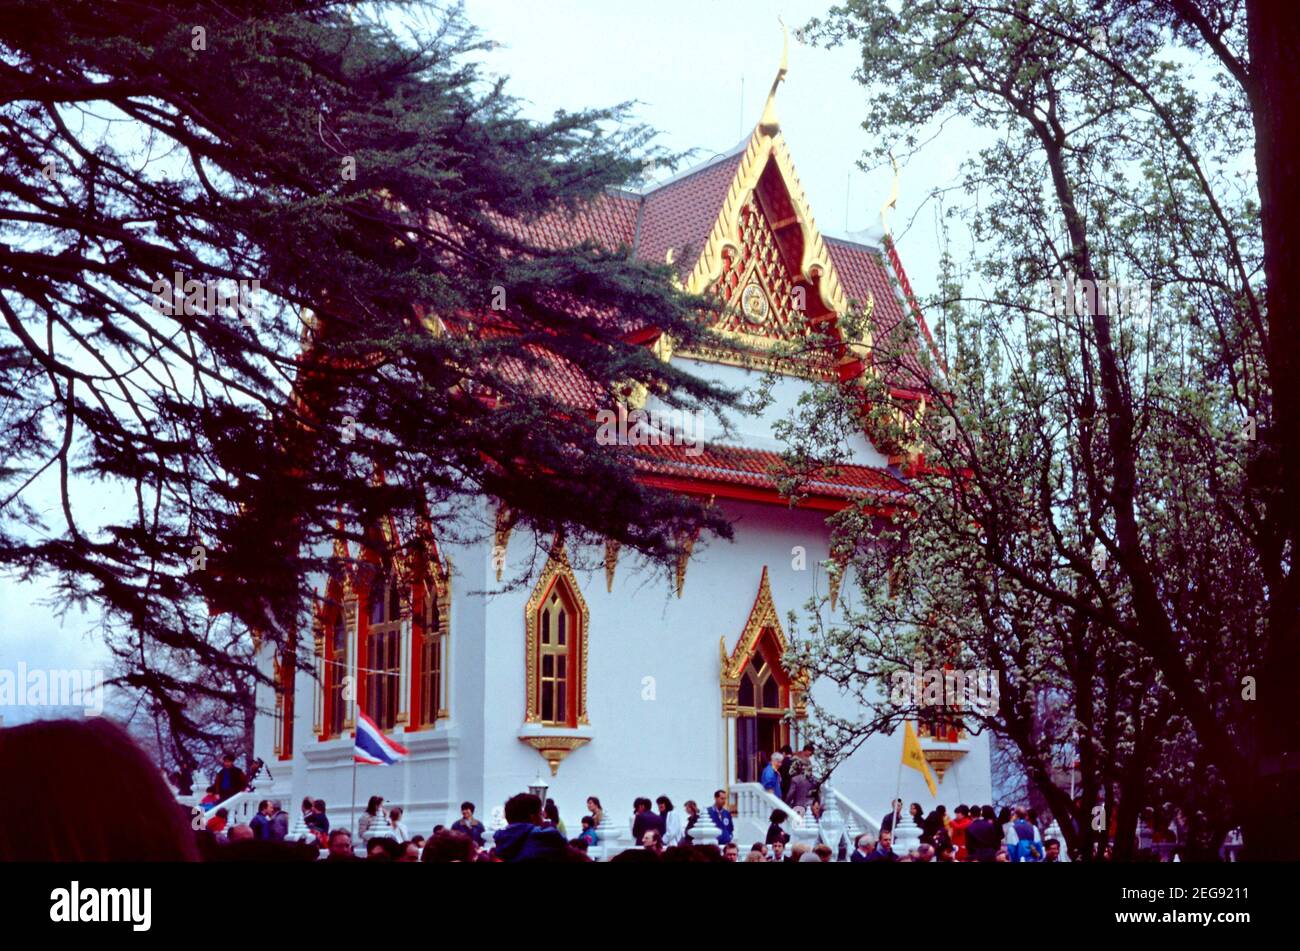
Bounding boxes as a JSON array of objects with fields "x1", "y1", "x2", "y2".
[
  {"x1": 252, "y1": 493, "x2": 992, "y2": 842},
  {"x1": 647, "y1": 357, "x2": 890, "y2": 468}
]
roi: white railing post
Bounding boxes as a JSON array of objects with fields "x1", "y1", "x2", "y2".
[
  {"x1": 687, "y1": 809, "x2": 721, "y2": 849},
  {"x1": 816, "y1": 786, "x2": 850, "y2": 859}
]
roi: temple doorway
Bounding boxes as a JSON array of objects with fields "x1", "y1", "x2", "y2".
[{"x1": 734, "y1": 654, "x2": 790, "y2": 783}]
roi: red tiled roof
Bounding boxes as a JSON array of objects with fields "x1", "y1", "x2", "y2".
[
  {"x1": 491, "y1": 342, "x2": 607, "y2": 412},
  {"x1": 825, "y1": 236, "x2": 930, "y2": 391},
  {"x1": 500, "y1": 190, "x2": 641, "y2": 251},
  {"x1": 633, "y1": 441, "x2": 907, "y2": 503},
  {"x1": 635, "y1": 152, "x2": 745, "y2": 272}
]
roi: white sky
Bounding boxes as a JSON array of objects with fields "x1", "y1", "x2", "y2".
[
  {"x1": 2, "y1": 0, "x2": 970, "y2": 709},
  {"x1": 455, "y1": 0, "x2": 959, "y2": 259}
]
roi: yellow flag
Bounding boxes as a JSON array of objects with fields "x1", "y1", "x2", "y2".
[{"x1": 902, "y1": 720, "x2": 938, "y2": 797}]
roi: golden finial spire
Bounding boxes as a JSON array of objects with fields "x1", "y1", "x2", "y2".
[
  {"x1": 880, "y1": 151, "x2": 901, "y2": 234},
  {"x1": 758, "y1": 18, "x2": 790, "y2": 136}
]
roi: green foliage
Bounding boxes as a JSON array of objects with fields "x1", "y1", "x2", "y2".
[
  {"x1": 0, "y1": 0, "x2": 742, "y2": 762},
  {"x1": 788, "y1": 0, "x2": 1266, "y2": 857}
]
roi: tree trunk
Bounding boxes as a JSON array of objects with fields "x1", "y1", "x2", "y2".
[{"x1": 1244, "y1": 0, "x2": 1300, "y2": 862}]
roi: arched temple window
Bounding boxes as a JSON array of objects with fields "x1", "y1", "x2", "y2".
[
  {"x1": 321, "y1": 603, "x2": 350, "y2": 739},
  {"x1": 525, "y1": 547, "x2": 588, "y2": 727},
  {"x1": 273, "y1": 632, "x2": 296, "y2": 759},
  {"x1": 364, "y1": 576, "x2": 403, "y2": 731},
  {"x1": 415, "y1": 576, "x2": 449, "y2": 727}
]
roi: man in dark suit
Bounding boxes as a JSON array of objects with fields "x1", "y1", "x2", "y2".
[
  {"x1": 214, "y1": 753, "x2": 247, "y2": 801},
  {"x1": 249, "y1": 800, "x2": 272, "y2": 840},
  {"x1": 268, "y1": 800, "x2": 289, "y2": 841},
  {"x1": 863, "y1": 829, "x2": 901, "y2": 862},
  {"x1": 966, "y1": 805, "x2": 1001, "y2": 862},
  {"x1": 850, "y1": 833, "x2": 875, "y2": 862},
  {"x1": 631, "y1": 797, "x2": 665, "y2": 846}
]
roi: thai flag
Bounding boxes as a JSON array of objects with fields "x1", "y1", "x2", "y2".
[{"x1": 353, "y1": 711, "x2": 409, "y2": 765}]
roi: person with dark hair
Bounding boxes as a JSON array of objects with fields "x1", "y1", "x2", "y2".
[
  {"x1": 950, "y1": 804, "x2": 971, "y2": 860},
  {"x1": 358, "y1": 795, "x2": 388, "y2": 841},
  {"x1": 765, "y1": 809, "x2": 790, "y2": 846},
  {"x1": 450, "y1": 801, "x2": 485, "y2": 846},
  {"x1": 366, "y1": 837, "x2": 400, "y2": 861},
  {"x1": 493, "y1": 793, "x2": 569, "y2": 862},
  {"x1": 411, "y1": 835, "x2": 426, "y2": 849},
  {"x1": 908, "y1": 802, "x2": 926, "y2": 831},
  {"x1": 326, "y1": 829, "x2": 358, "y2": 861},
  {"x1": 301, "y1": 796, "x2": 314, "y2": 822},
  {"x1": 936, "y1": 842, "x2": 956, "y2": 862},
  {"x1": 0, "y1": 718, "x2": 198, "y2": 861},
  {"x1": 267, "y1": 800, "x2": 288, "y2": 841},
  {"x1": 722, "y1": 842, "x2": 740, "y2": 862},
  {"x1": 1012, "y1": 807, "x2": 1042, "y2": 862},
  {"x1": 656, "y1": 795, "x2": 683, "y2": 846},
  {"x1": 423, "y1": 829, "x2": 477, "y2": 862},
  {"x1": 631, "y1": 797, "x2": 664, "y2": 846},
  {"x1": 214, "y1": 753, "x2": 247, "y2": 801},
  {"x1": 397, "y1": 840, "x2": 421, "y2": 862},
  {"x1": 210, "y1": 835, "x2": 319, "y2": 863},
  {"x1": 569, "y1": 837, "x2": 589, "y2": 854},
  {"x1": 996, "y1": 805, "x2": 1015, "y2": 855},
  {"x1": 387, "y1": 805, "x2": 409, "y2": 842},
  {"x1": 1043, "y1": 838, "x2": 1062, "y2": 863},
  {"x1": 250, "y1": 800, "x2": 272, "y2": 841},
  {"x1": 682, "y1": 799, "x2": 700, "y2": 843},
  {"x1": 777, "y1": 744, "x2": 795, "y2": 799},
  {"x1": 306, "y1": 799, "x2": 330, "y2": 846},
  {"x1": 579, "y1": 815, "x2": 599, "y2": 847},
  {"x1": 922, "y1": 804, "x2": 950, "y2": 850},
  {"x1": 966, "y1": 805, "x2": 1000, "y2": 863},
  {"x1": 206, "y1": 806, "x2": 230, "y2": 835},
  {"x1": 543, "y1": 798, "x2": 566, "y2": 837},
  {"x1": 707, "y1": 789, "x2": 735, "y2": 845},
  {"x1": 586, "y1": 796, "x2": 605, "y2": 831},
  {"x1": 864, "y1": 828, "x2": 901, "y2": 862},
  {"x1": 880, "y1": 798, "x2": 904, "y2": 832},
  {"x1": 610, "y1": 846, "x2": 661, "y2": 862}
]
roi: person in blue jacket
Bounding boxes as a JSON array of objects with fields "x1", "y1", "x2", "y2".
[
  {"x1": 579, "y1": 815, "x2": 599, "y2": 846},
  {"x1": 492, "y1": 793, "x2": 570, "y2": 862},
  {"x1": 707, "y1": 789, "x2": 735, "y2": 845},
  {"x1": 760, "y1": 752, "x2": 785, "y2": 798}
]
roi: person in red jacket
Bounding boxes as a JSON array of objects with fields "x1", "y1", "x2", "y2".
[
  {"x1": 205, "y1": 807, "x2": 229, "y2": 834},
  {"x1": 949, "y1": 804, "x2": 973, "y2": 861}
]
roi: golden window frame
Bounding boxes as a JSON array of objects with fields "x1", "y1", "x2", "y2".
[{"x1": 524, "y1": 544, "x2": 589, "y2": 726}]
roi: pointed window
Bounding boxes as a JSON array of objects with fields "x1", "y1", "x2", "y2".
[
  {"x1": 364, "y1": 576, "x2": 403, "y2": 731},
  {"x1": 273, "y1": 632, "x2": 296, "y2": 759},
  {"x1": 416, "y1": 576, "x2": 448, "y2": 727},
  {"x1": 324, "y1": 606, "x2": 349, "y2": 739},
  {"x1": 525, "y1": 547, "x2": 588, "y2": 727}
]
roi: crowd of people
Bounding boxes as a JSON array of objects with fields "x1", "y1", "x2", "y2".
[
  {"x1": 190, "y1": 781, "x2": 1071, "y2": 864},
  {"x1": 0, "y1": 718, "x2": 1227, "y2": 863}
]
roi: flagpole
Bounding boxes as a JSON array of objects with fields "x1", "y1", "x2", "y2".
[
  {"x1": 350, "y1": 684, "x2": 358, "y2": 848},
  {"x1": 891, "y1": 724, "x2": 905, "y2": 847}
]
